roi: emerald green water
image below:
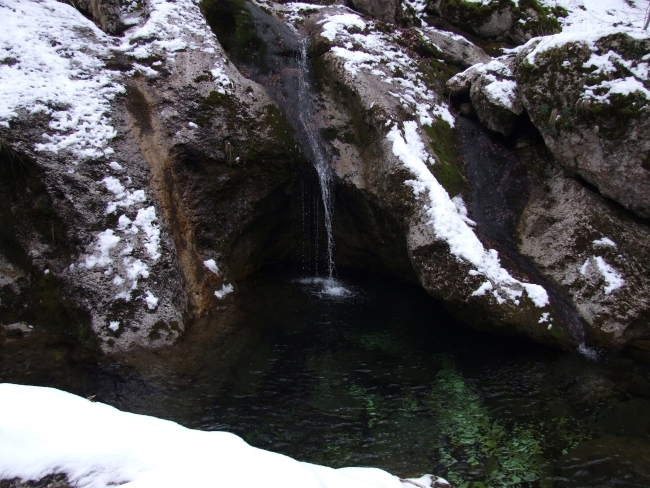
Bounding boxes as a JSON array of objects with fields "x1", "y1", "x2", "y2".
[{"x1": 2, "y1": 267, "x2": 650, "y2": 487}]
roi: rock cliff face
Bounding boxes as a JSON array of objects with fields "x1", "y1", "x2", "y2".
[
  {"x1": 0, "y1": 0, "x2": 299, "y2": 351},
  {"x1": 2, "y1": 0, "x2": 649, "y2": 356}
]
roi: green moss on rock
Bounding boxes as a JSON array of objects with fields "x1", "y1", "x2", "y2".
[{"x1": 423, "y1": 120, "x2": 466, "y2": 198}]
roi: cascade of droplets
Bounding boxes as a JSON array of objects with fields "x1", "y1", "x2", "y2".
[{"x1": 297, "y1": 39, "x2": 335, "y2": 278}]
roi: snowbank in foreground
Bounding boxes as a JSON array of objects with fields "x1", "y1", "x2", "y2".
[{"x1": 0, "y1": 384, "x2": 446, "y2": 488}]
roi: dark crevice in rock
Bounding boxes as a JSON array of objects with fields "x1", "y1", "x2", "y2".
[
  {"x1": 333, "y1": 182, "x2": 418, "y2": 283},
  {"x1": 571, "y1": 173, "x2": 650, "y2": 229},
  {"x1": 458, "y1": 118, "x2": 588, "y2": 343},
  {"x1": 0, "y1": 140, "x2": 94, "y2": 346}
]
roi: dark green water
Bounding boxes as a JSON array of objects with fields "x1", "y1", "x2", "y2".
[{"x1": 2, "y1": 267, "x2": 650, "y2": 487}]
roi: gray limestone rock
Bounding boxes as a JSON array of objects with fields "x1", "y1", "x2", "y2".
[
  {"x1": 0, "y1": 0, "x2": 298, "y2": 352},
  {"x1": 519, "y1": 166, "x2": 650, "y2": 350},
  {"x1": 417, "y1": 27, "x2": 491, "y2": 68},
  {"x1": 345, "y1": 0, "x2": 401, "y2": 23},
  {"x1": 514, "y1": 33, "x2": 650, "y2": 218},
  {"x1": 447, "y1": 59, "x2": 523, "y2": 136}
]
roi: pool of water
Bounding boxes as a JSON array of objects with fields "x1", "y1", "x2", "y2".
[{"x1": 2, "y1": 267, "x2": 650, "y2": 487}]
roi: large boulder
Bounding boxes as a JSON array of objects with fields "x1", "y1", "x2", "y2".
[
  {"x1": 518, "y1": 154, "x2": 650, "y2": 350},
  {"x1": 0, "y1": 0, "x2": 298, "y2": 351},
  {"x1": 425, "y1": 0, "x2": 562, "y2": 45},
  {"x1": 345, "y1": 0, "x2": 401, "y2": 24},
  {"x1": 446, "y1": 59, "x2": 523, "y2": 135},
  {"x1": 416, "y1": 27, "x2": 491, "y2": 68},
  {"x1": 514, "y1": 32, "x2": 650, "y2": 218}
]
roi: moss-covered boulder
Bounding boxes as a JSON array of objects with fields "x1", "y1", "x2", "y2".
[
  {"x1": 346, "y1": 0, "x2": 401, "y2": 23},
  {"x1": 425, "y1": 0, "x2": 562, "y2": 45},
  {"x1": 514, "y1": 32, "x2": 650, "y2": 218}
]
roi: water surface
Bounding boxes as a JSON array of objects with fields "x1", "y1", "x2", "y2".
[{"x1": 2, "y1": 267, "x2": 650, "y2": 487}]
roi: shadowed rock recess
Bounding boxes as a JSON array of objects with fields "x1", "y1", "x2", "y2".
[{"x1": 1, "y1": 0, "x2": 649, "y2": 359}]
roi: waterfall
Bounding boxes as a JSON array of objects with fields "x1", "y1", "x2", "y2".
[{"x1": 296, "y1": 39, "x2": 335, "y2": 278}]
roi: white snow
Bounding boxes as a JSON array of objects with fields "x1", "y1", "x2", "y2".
[
  {"x1": 109, "y1": 161, "x2": 124, "y2": 171},
  {"x1": 539, "y1": 0, "x2": 649, "y2": 33},
  {"x1": 471, "y1": 281, "x2": 493, "y2": 297},
  {"x1": 84, "y1": 230, "x2": 121, "y2": 269},
  {"x1": 320, "y1": 14, "x2": 367, "y2": 42},
  {"x1": 388, "y1": 122, "x2": 549, "y2": 308},
  {"x1": 484, "y1": 79, "x2": 518, "y2": 110},
  {"x1": 188, "y1": 122, "x2": 198, "y2": 129},
  {"x1": 518, "y1": 3, "x2": 650, "y2": 105},
  {"x1": 132, "y1": 207, "x2": 161, "y2": 261},
  {"x1": 214, "y1": 283, "x2": 234, "y2": 299},
  {"x1": 108, "y1": 321, "x2": 120, "y2": 332},
  {"x1": 144, "y1": 290, "x2": 159, "y2": 310},
  {"x1": 102, "y1": 177, "x2": 147, "y2": 215},
  {"x1": 317, "y1": 10, "x2": 454, "y2": 128},
  {"x1": 593, "y1": 237, "x2": 617, "y2": 248},
  {"x1": 0, "y1": 0, "x2": 233, "y2": 162},
  {"x1": 579, "y1": 256, "x2": 625, "y2": 294},
  {"x1": 279, "y1": 3, "x2": 327, "y2": 26},
  {"x1": 118, "y1": 0, "x2": 232, "y2": 93},
  {"x1": 0, "y1": 384, "x2": 441, "y2": 488},
  {"x1": 0, "y1": 0, "x2": 123, "y2": 159},
  {"x1": 203, "y1": 259, "x2": 220, "y2": 275},
  {"x1": 594, "y1": 256, "x2": 625, "y2": 294},
  {"x1": 538, "y1": 312, "x2": 550, "y2": 323}
]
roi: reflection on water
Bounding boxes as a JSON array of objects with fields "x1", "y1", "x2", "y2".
[{"x1": 2, "y1": 267, "x2": 650, "y2": 487}]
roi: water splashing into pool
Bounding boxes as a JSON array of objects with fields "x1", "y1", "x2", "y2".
[{"x1": 295, "y1": 39, "x2": 336, "y2": 279}]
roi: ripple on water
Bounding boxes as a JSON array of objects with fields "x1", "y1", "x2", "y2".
[{"x1": 2, "y1": 267, "x2": 650, "y2": 487}]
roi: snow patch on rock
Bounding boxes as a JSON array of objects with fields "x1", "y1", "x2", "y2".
[
  {"x1": 0, "y1": 0, "x2": 123, "y2": 160},
  {"x1": 388, "y1": 121, "x2": 549, "y2": 308},
  {"x1": 317, "y1": 10, "x2": 454, "y2": 128}
]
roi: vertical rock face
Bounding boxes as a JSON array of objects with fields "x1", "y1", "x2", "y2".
[
  {"x1": 69, "y1": 0, "x2": 126, "y2": 34},
  {"x1": 444, "y1": 5, "x2": 650, "y2": 352},
  {"x1": 514, "y1": 34, "x2": 650, "y2": 219},
  {"x1": 0, "y1": 0, "x2": 299, "y2": 352},
  {"x1": 518, "y1": 164, "x2": 650, "y2": 349},
  {"x1": 2, "y1": 0, "x2": 649, "y2": 355}
]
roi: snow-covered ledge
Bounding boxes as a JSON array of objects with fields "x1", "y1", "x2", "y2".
[{"x1": 0, "y1": 384, "x2": 449, "y2": 488}]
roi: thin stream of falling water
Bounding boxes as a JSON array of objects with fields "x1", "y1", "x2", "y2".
[{"x1": 297, "y1": 39, "x2": 335, "y2": 278}]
